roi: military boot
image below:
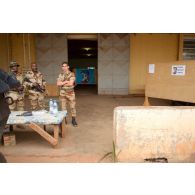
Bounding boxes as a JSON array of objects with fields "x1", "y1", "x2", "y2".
[
  {"x1": 72, "y1": 117, "x2": 78, "y2": 127},
  {"x1": 65, "y1": 117, "x2": 68, "y2": 124}
]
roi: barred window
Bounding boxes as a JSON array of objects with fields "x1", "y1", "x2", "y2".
[{"x1": 183, "y1": 34, "x2": 195, "y2": 60}]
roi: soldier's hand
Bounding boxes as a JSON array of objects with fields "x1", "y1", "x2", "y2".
[
  {"x1": 57, "y1": 81, "x2": 64, "y2": 86},
  {"x1": 18, "y1": 86, "x2": 24, "y2": 91},
  {"x1": 63, "y1": 81, "x2": 69, "y2": 85},
  {"x1": 32, "y1": 83, "x2": 38, "y2": 87}
]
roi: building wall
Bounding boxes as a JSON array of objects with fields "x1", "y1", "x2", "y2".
[
  {"x1": 129, "y1": 33, "x2": 179, "y2": 94},
  {"x1": 1, "y1": 33, "x2": 182, "y2": 96},
  {"x1": 0, "y1": 34, "x2": 9, "y2": 71},
  {"x1": 98, "y1": 33, "x2": 130, "y2": 95},
  {"x1": 35, "y1": 33, "x2": 68, "y2": 84},
  {"x1": 9, "y1": 33, "x2": 35, "y2": 72},
  {"x1": 0, "y1": 33, "x2": 35, "y2": 72},
  {"x1": 35, "y1": 34, "x2": 68, "y2": 96}
]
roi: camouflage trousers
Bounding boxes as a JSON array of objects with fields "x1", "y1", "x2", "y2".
[
  {"x1": 6, "y1": 92, "x2": 24, "y2": 111},
  {"x1": 29, "y1": 90, "x2": 45, "y2": 110},
  {"x1": 59, "y1": 90, "x2": 76, "y2": 117}
]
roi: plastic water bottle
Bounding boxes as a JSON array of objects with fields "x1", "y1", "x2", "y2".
[
  {"x1": 53, "y1": 100, "x2": 58, "y2": 114},
  {"x1": 49, "y1": 99, "x2": 54, "y2": 114}
]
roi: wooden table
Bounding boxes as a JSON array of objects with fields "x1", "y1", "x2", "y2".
[{"x1": 6, "y1": 111, "x2": 67, "y2": 148}]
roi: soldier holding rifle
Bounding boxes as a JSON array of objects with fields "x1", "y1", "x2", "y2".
[
  {"x1": 5, "y1": 61, "x2": 25, "y2": 111},
  {"x1": 24, "y1": 63, "x2": 46, "y2": 110}
]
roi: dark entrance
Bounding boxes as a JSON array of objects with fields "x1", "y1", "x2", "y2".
[{"x1": 68, "y1": 39, "x2": 98, "y2": 95}]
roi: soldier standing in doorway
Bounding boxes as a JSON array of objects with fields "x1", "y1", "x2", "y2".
[
  {"x1": 24, "y1": 63, "x2": 46, "y2": 110},
  {"x1": 5, "y1": 61, "x2": 25, "y2": 111},
  {"x1": 57, "y1": 62, "x2": 78, "y2": 127}
]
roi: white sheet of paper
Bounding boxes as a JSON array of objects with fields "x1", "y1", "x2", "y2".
[
  {"x1": 149, "y1": 64, "x2": 155, "y2": 73},
  {"x1": 171, "y1": 65, "x2": 186, "y2": 76}
]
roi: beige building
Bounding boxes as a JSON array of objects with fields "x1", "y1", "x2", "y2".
[{"x1": 0, "y1": 33, "x2": 194, "y2": 96}]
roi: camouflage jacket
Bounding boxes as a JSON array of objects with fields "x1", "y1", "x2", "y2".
[
  {"x1": 8, "y1": 72, "x2": 24, "y2": 93},
  {"x1": 57, "y1": 71, "x2": 75, "y2": 91},
  {"x1": 24, "y1": 71, "x2": 46, "y2": 92}
]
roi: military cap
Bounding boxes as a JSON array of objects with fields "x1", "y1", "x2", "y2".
[{"x1": 10, "y1": 61, "x2": 19, "y2": 67}]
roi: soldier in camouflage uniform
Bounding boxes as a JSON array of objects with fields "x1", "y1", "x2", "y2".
[
  {"x1": 24, "y1": 63, "x2": 46, "y2": 110},
  {"x1": 57, "y1": 62, "x2": 78, "y2": 127},
  {"x1": 0, "y1": 68, "x2": 20, "y2": 143},
  {"x1": 6, "y1": 61, "x2": 25, "y2": 111}
]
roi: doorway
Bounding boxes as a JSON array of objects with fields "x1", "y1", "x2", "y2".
[{"x1": 68, "y1": 39, "x2": 98, "y2": 95}]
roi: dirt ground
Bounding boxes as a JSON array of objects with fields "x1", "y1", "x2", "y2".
[{"x1": 0, "y1": 86, "x2": 171, "y2": 163}]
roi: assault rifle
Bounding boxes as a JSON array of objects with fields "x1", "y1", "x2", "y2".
[
  {"x1": 24, "y1": 77, "x2": 45, "y2": 93},
  {"x1": 11, "y1": 86, "x2": 24, "y2": 94}
]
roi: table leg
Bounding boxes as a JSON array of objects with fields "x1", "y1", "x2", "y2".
[
  {"x1": 61, "y1": 118, "x2": 67, "y2": 138},
  {"x1": 28, "y1": 122, "x2": 57, "y2": 147},
  {"x1": 65, "y1": 117, "x2": 67, "y2": 124},
  {"x1": 9, "y1": 125, "x2": 13, "y2": 132},
  {"x1": 53, "y1": 125, "x2": 60, "y2": 148}
]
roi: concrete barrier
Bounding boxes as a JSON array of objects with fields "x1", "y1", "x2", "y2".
[{"x1": 113, "y1": 106, "x2": 195, "y2": 162}]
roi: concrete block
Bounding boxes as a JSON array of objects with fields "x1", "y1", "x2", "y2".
[
  {"x1": 3, "y1": 133, "x2": 16, "y2": 146},
  {"x1": 113, "y1": 106, "x2": 195, "y2": 162}
]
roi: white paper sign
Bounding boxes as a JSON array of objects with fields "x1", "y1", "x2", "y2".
[
  {"x1": 149, "y1": 64, "x2": 155, "y2": 73},
  {"x1": 171, "y1": 65, "x2": 186, "y2": 76}
]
